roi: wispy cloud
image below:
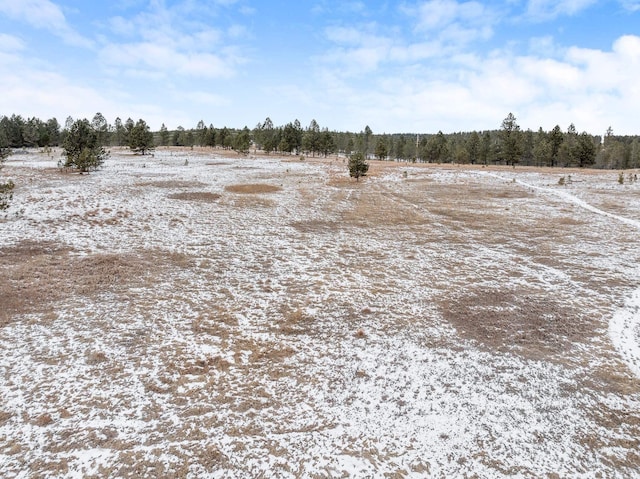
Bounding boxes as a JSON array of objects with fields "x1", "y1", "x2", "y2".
[
  {"x1": 524, "y1": 0, "x2": 598, "y2": 20},
  {"x1": 99, "y1": 1, "x2": 247, "y2": 80},
  {"x1": 0, "y1": 33, "x2": 26, "y2": 52},
  {"x1": 0, "y1": 0, "x2": 92, "y2": 47},
  {"x1": 312, "y1": 17, "x2": 640, "y2": 134},
  {"x1": 621, "y1": 0, "x2": 640, "y2": 11},
  {"x1": 403, "y1": 0, "x2": 498, "y2": 45}
]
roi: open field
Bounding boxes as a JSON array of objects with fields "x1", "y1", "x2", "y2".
[{"x1": 1, "y1": 147, "x2": 640, "y2": 478}]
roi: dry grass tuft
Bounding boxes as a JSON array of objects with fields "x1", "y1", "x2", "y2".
[
  {"x1": 225, "y1": 184, "x2": 282, "y2": 194},
  {"x1": 85, "y1": 350, "x2": 108, "y2": 365},
  {"x1": 33, "y1": 413, "x2": 54, "y2": 426},
  {"x1": 0, "y1": 410, "x2": 13, "y2": 424},
  {"x1": 354, "y1": 328, "x2": 367, "y2": 339},
  {"x1": 279, "y1": 306, "x2": 313, "y2": 334}
]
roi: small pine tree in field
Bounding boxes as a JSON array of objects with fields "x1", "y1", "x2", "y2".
[
  {"x1": 62, "y1": 119, "x2": 108, "y2": 173},
  {"x1": 348, "y1": 151, "x2": 369, "y2": 181},
  {"x1": 128, "y1": 119, "x2": 155, "y2": 155}
]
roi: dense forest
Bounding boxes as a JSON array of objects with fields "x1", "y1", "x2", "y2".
[{"x1": 2, "y1": 112, "x2": 640, "y2": 170}]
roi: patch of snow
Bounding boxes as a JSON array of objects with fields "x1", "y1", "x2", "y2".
[{"x1": 610, "y1": 288, "x2": 640, "y2": 378}]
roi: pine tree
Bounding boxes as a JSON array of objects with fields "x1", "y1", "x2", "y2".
[
  {"x1": 62, "y1": 119, "x2": 108, "y2": 173},
  {"x1": 499, "y1": 113, "x2": 523, "y2": 166},
  {"x1": 375, "y1": 136, "x2": 388, "y2": 160},
  {"x1": 348, "y1": 151, "x2": 369, "y2": 181},
  {"x1": 128, "y1": 119, "x2": 155, "y2": 155},
  {"x1": 0, "y1": 130, "x2": 15, "y2": 211},
  {"x1": 159, "y1": 123, "x2": 169, "y2": 147},
  {"x1": 233, "y1": 127, "x2": 251, "y2": 154}
]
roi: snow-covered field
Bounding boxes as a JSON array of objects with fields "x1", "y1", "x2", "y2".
[{"x1": 1, "y1": 148, "x2": 639, "y2": 478}]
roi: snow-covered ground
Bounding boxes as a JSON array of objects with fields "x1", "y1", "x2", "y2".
[{"x1": 1, "y1": 149, "x2": 639, "y2": 477}]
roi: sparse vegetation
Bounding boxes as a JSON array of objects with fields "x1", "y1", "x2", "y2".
[{"x1": 1, "y1": 148, "x2": 640, "y2": 478}]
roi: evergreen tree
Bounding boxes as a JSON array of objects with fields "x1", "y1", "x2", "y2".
[
  {"x1": 195, "y1": 120, "x2": 206, "y2": 146},
  {"x1": 302, "y1": 119, "x2": 321, "y2": 156},
  {"x1": 319, "y1": 129, "x2": 335, "y2": 157},
  {"x1": 128, "y1": 119, "x2": 154, "y2": 155},
  {"x1": 91, "y1": 112, "x2": 109, "y2": 146},
  {"x1": 259, "y1": 117, "x2": 278, "y2": 154},
  {"x1": 204, "y1": 124, "x2": 216, "y2": 147},
  {"x1": 363, "y1": 125, "x2": 373, "y2": 158},
  {"x1": 533, "y1": 128, "x2": 552, "y2": 167},
  {"x1": 45, "y1": 118, "x2": 61, "y2": 146},
  {"x1": 375, "y1": 136, "x2": 388, "y2": 160},
  {"x1": 348, "y1": 151, "x2": 369, "y2": 181},
  {"x1": 575, "y1": 132, "x2": 597, "y2": 167},
  {"x1": 558, "y1": 123, "x2": 577, "y2": 167},
  {"x1": 62, "y1": 119, "x2": 108, "y2": 173},
  {"x1": 124, "y1": 118, "x2": 135, "y2": 146},
  {"x1": 466, "y1": 131, "x2": 480, "y2": 164},
  {"x1": 424, "y1": 131, "x2": 449, "y2": 163},
  {"x1": 479, "y1": 131, "x2": 492, "y2": 165},
  {"x1": 549, "y1": 125, "x2": 564, "y2": 167},
  {"x1": 113, "y1": 117, "x2": 126, "y2": 146},
  {"x1": 218, "y1": 127, "x2": 231, "y2": 149},
  {"x1": 499, "y1": 113, "x2": 523, "y2": 166},
  {"x1": 394, "y1": 135, "x2": 406, "y2": 161},
  {"x1": 159, "y1": 123, "x2": 169, "y2": 146},
  {"x1": 233, "y1": 126, "x2": 251, "y2": 154},
  {"x1": 345, "y1": 136, "x2": 354, "y2": 156},
  {"x1": 0, "y1": 127, "x2": 15, "y2": 211}
]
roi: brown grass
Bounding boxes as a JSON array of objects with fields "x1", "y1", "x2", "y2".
[
  {"x1": 167, "y1": 191, "x2": 221, "y2": 202},
  {"x1": 0, "y1": 241, "x2": 193, "y2": 326},
  {"x1": 134, "y1": 180, "x2": 207, "y2": 189},
  {"x1": 225, "y1": 184, "x2": 282, "y2": 194},
  {"x1": 440, "y1": 288, "x2": 600, "y2": 360},
  {"x1": 0, "y1": 410, "x2": 13, "y2": 424}
]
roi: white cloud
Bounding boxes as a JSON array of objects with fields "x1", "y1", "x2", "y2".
[
  {"x1": 99, "y1": 1, "x2": 247, "y2": 80},
  {"x1": 620, "y1": 0, "x2": 640, "y2": 11},
  {"x1": 311, "y1": 31, "x2": 640, "y2": 135},
  {"x1": 524, "y1": 0, "x2": 598, "y2": 20},
  {"x1": 406, "y1": 0, "x2": 497, "y2": 45},
  {"x1": 100, "y1": 42, "x2": 238, "y2": 79},
  {"x1": 0, "y1": 54, "x2": 116, "y2": 121},
  {"x1": 0, "y1": 0, "x2": 92, "y2": 47},
  {"x1": 0, "y1": 33, "x2": 26, "y2": 52}
]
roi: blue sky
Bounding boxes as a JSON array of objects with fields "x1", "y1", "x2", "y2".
[{"x1": 1, "y1": 0, "x2": 640, "y2": 135}]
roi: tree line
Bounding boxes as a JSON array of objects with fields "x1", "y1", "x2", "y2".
[{"x1": 2, "y1": 112, "x2": 640, "y2": 170}]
